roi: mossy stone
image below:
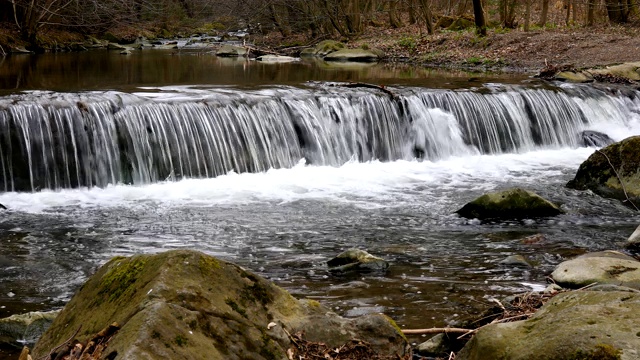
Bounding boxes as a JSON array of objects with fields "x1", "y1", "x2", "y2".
[
  {"x1": 456, "y1": 188, "x2": 563, "y2": 220},
  {"x1": 33, "y1": 250, "x2": 407, "y2": 360},
  {"x1": 457, "y1": 291, "x2": 640, "y2": 360},
  {"x1": 567, "y1": 136, "x2": 640, "y2": 208}
]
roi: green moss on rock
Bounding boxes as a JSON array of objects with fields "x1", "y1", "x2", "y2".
[{"x1": 33, "y1": 250, "x2": 409, "y2": 360}]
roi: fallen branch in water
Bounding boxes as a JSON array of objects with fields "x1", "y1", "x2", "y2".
[{"x1": 596, "y1": 149, "x2": 639, "y2": 211}]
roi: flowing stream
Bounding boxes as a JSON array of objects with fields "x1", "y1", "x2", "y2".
[{"x1": 1, "y1": 54, "x2": 640, "y2": 354}]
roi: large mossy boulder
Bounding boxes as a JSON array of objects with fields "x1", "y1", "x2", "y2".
[
  {"x1": 323, "y1": 49, "x2": 381, "y2": 62},
  {"x1": 32, "y1": 250, "x2": 407, "y2": 360},
  {"x1": 589, "y1": 62, "x2": 640, "y2": 81},
  {"x1": 551, "y1": 251, "x2": 640, "y2": 289},
  {"x1": 300, "y1": 40, "x2": 345, "y2": 58},
  {"x1": 456, "y1": 188, "x2": 563, "y2": 220},
  {"x1": 457, "y1": 290, "x2": 640, "y2": 360},
  {"x1": 567, "y1": 136, "x2": 640, "y2": 207}
]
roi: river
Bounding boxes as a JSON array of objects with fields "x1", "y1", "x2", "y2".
[{"x1": 1, "y1": 49, "x2": 639, "y2": 356}]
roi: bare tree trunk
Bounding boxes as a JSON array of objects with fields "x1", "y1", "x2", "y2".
[
  {"x1": 388, "y1": 0, "x2": 403, "y2": 28},
  {"x1": 472, "y1": 0, "x2": 486, "y2": 35},
  {"x1": 417, "y1": 0, "x2": 434, "y2": 34},
  {"x1": 565, "y1": 0, "x2": 571, "y2": 25},
  {"x1": 587, "y1": 0, "x2": 596, "y2": 26},
  {"x1": 456, "y1": 0, "x2": 468, "y2": 16},
  {"x1": 538, "y1": 0, "x2": 549, "y2": 27},
  {"x1": 408, "y1": 0, "x2": 418, "y2": 24},
  {"x1": 524, "y1": 0, "x2": 530, "y2": 31}
]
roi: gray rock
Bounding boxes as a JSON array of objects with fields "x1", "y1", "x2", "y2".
[
  {"x1": 119, "y1": 50, "x2": 131, "y2": 55},
  {"x1": 327, "y1": 249, "x2": 389, "y2": 272},
  {"x1": 0, "y1": 310, "x2": 60, "y2": 348},
  {"x1": 216, "y1": 44, "x2": 247, "y2": 57},
  {"x1": 551, "y1": 250, "x2": 640, "y2": 289},
  {"x1": 579, "y1": 130, "x2": 614, "y2": 148},
  {"x1": 457, "y1": 291, "x2": 640, "y2": 360},
  {"x1": 456, "y1": 188, "x2": 563, "y2": 220},
  {"x1": 416, "y1": 333, "x2": 451, "y2": 357},
  {"x1": 33, "y1": 250, "x2": 406, "y2": 359}
]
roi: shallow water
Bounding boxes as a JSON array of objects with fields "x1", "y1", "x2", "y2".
[{"x1": 1, "y1": 51, "x2": 640, "y2": 357}]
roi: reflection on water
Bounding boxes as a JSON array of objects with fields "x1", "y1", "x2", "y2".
[{"x1": 0, "y1": 50, "x2": 526, "y2": 94}]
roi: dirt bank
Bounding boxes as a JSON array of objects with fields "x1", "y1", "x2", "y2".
[{"x1": 258, "y1": 23, "x2": 640, "y2": 74}]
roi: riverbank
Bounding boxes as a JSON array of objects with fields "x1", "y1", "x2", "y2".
[
  {"x1": 3, "y1": 22, "x2": 640, "y2": 74},
  {"x1": 255, "y1": 23, "x2": 640, "y2": 73}
]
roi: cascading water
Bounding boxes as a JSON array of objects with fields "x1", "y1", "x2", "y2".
[{"x1": 0, "y1": 84, "x2": 638, "y2": 192}]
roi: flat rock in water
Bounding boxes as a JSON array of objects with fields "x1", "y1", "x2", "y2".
[
  {"x1": 32, "y1": 250, "x2": 406, "y2": 360},
  {"x1": 327, "y1": 249, "x2": 389, "y2": 272},
  {"x1": 567, "y1": 135, "x2": 640, "y2": 207},
  {"x1": 256, "y1": 55, "x2": 298, "y2": 63},
  {"x1": 216, "y1": 44, "x2": 247, "y2": 57},
  {"x1": 551, "y1": 250, "x2": 640, "y2": 289},
  {"x1": 323, "y1": 49, "x2": 380, "y2": 62},
  {"x1": 457, "y1": 291, "x2": 640, "y2": 360},
  {"x1": 456, "y1": 188, "x2": 563, "y2": 220}
]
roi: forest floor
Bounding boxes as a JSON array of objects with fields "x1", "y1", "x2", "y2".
[{"x1": 258, "y1": 23, "x2": 640, "y2": 74}]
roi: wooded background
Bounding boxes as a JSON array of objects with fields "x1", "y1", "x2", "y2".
[{"x1": 0, "y1": 0, "x2": 637, "y2": 43}]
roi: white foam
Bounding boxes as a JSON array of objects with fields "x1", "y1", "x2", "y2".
[{"x1": 0, "y1": 148, "x2": 596, "y2": 213}]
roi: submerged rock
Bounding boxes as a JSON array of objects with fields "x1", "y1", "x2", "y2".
[
  {"x1": 567, "y1": 135, "x2": 640, "y2": 207},
  {"x1": 579, "y1": 130, "x2": 614, "y2": 148},
  {"x1": 456, "y1": 188, "x2": 563, "y2": 220},
  {"x1": 499, "y1": 254, "x2": 531, "y2": 268},
  {"x1": 33, "y1": 250, "x2": 407, "y2": 359},
  {"x1": 457, "y1": 290, "x2": 640, "y2": 360},
  {"x1": 327, "y1": 249, "x2": 389, "y2": 272},
  {"x1": 0, "y1": 310, "x2": 60, "y2": 349},
  {"x1": 551, "y1": 250, "x2": 640, "y2": 289}
]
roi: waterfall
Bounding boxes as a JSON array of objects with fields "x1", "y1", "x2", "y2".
[{"x1": 0, "y1": 84, "x2": 638, "y2": 192}]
